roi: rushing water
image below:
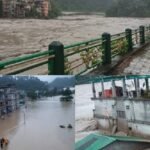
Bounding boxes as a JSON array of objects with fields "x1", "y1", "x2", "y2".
[
  {"x1": 0, "y1": 13, "x2": 150, "y2": 60},
  {"x1": 0, "y1": 96, "x2": 75, "y2": 150}
]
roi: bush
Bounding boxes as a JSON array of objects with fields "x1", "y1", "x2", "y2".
[{"x1": 48, "y1": 0, "x2": 61, "y2": 19}]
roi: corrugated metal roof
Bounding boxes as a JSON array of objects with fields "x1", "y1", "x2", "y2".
[
  {"x1": 75, "y1": 134, "x2": 150, "y2": 150},
  {"x1": 75, "y1": 134, "x2": 116, "y2": 150}
]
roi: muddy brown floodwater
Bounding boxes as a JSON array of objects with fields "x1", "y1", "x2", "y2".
[
  {"x1": 0, "y1": 97, "x2": 75, "y2": 150},
  {"x1": 0, "y1": 13, "x2": 150, "y2": 60}
]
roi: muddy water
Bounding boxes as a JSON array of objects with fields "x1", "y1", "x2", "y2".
[
  {"x1": 75, "y1": 83, "x2": 97, "y2": 141},
  {"x1": 0, "y1": 97, "x2": 75, "y2": 150},
  {"x1": 0, "y1": 14, "x2": 150, "y2": 60}
]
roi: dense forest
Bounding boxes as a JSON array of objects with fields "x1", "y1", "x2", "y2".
[
  {"x1": 106, "y1": 0, "x2": 150, "y2": 17},
  {"x1": 0, "y1": 76, "x2": 75, "y2": 100},
  {"x1": 54, "y1": 0, "x2": 150, "y2": 17},
  {"x1": 54, "y1": 0, "x2": 112, "y2": 12}
]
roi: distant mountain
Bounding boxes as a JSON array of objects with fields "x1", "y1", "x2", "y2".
[
  {"x1": 0, "y1": 76, "x2": 48, "y2": 92},
  {"x1": 49, "y1": 77, "x2": 75, "y2": 89},
  {"x1": 54, "y1": 0, "x2": 113, "y2": 12}
]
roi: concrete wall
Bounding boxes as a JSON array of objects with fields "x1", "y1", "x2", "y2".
[{"x1": 94, "y1": 98, "x2": 150, "y2": 137}]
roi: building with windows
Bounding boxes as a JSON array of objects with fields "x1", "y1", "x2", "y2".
[
  {"x1": 0, "y1": 84, "x2": 20, "y2": 117},
  {"x1": 1, "y1": 0, "x2": 50, "y2": 18},
  {"x1": 77, "y1": 75, "x2": 150, "y2": 138},
  {"x1": 91, "y1": 76, "x2": 150, "y2": 138}
]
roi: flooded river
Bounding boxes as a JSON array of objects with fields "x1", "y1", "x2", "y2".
[
  {"x1": 75, "y1": 83, "x2": 96, "y2": 141},
  {"x1": 0, "y1": 13, "x2": 150, "y2": 60},
  {"x1": 0, "y1": 97, "x2": 75, "y2": 150}
]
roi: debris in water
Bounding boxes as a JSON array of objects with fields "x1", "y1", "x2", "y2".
[
  {"x1": 68, "y1": 124, "x2": 73, "y2": 129},
  {"x1": 59, "y1": 125, "x2": 65, "y2": 128}
]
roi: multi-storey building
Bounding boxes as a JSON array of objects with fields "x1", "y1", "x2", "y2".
[
  {"x1": 90, "y1": 76, "x2": 150, "y2": 138},
  {"x1": 1, "y1": 0, "x2": 50, "y2": 18},
  {"x1": 0, "y1": 84, "x2": 20, "y2": 117}
]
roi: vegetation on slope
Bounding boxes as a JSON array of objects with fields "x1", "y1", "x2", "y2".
[
  {"x1": 54, "y1": 0, "x2": 112, "y2": 12},
  {"x1": 0, "y1": 76, "x2": 75, "y2": 100},
  {"x1": 106, "y1": 0, "x2": 150, "y2": 17}
]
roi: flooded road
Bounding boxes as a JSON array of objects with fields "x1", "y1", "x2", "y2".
[
  {"x1": 0, "y1": 97, "x2": 75, "y2": 150},
  {"x1": 0, "y1": 13, "x2": 150, "y2": 60}
]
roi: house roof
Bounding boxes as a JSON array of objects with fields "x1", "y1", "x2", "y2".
[{"x1": 75, "y1": 134, "x2": 150, "y2": 150}]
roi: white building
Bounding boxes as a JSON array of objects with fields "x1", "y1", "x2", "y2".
[{"x1": 78, "y1": 75, "x2": 150, "y2": 138}]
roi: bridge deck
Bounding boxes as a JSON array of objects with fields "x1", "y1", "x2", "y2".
[
  {"x1": 90, "y1": 43, "x2": 150, "y2": 75},
  {"x1": 112, "y1": 44, "x2": 150, "y2": 75}
]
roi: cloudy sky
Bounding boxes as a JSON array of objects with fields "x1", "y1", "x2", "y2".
[{"x1": 35, "y1": 75, "x2": 74, "y2": 83}]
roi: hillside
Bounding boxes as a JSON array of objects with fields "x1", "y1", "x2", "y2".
[
  {"x1": 106, "y1": 0, "x2": 150, "y2": 17},
  {"x1": 0, "y1": 76, "x2": 48, "y2": 92},
  {"x1": 54, "y1": 0, "x2": 113, "y2": 12},
  {"x1": 49, "y1": 77, "x2": 75, "y2": 89}
]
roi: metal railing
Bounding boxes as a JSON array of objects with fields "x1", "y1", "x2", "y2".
[
  {"x1": 64, "y1": 37, "x2": 103, "y2": 75},
  {"x1": 76, "y1": 75, "x2": 150, "y2": 85},
  {"x1": 0, "y1": 25, "x2": 150, "y2": 75}
]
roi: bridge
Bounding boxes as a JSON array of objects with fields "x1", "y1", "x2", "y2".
[{"x1": 0, "y1": 25, "x2": 150, "y2": 75}]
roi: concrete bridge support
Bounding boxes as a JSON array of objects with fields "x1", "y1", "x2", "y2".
[{"x1": 122, "y1": 79, "x2": 127, "y2": 97}]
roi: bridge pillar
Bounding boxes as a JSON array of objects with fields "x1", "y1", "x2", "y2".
[
  {"x1": 139, "y1": 26, "x2": 145, "y2": 45},
  {"x1": 102, "y1": 33, "x2": 111, "y2": 65},
  {"x1": 92, "y1": 82, "x2": 96, "y2": 98},
  {"x1": 101, "y1": 80, "x2": 105, "y2": 98},
  {"x1": 112, "y1": 80, "x2": 116, "y2": 98},
  {"x1": 145, "y1": 78, "x2": 149, "y2": 93},
  {"x1": 122, "y1": 78, "x2": 127, "y2": 97},
  {"x1": 125, "y1": 28, "x2": 133, "y2": 52},
  {"x1": 134, "y1": 78, "x2": 141, "y2": 98},
  {"x1": 48, "y1": 41, "x2": 65, "y2": 75}
]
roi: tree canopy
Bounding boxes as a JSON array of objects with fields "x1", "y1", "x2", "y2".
[
  {"x1": 54, "y1": 0, "x2": 112, "y2": 12},
  {"x1": 106, "y1": 0, "x2": 150, "y2": 17}
]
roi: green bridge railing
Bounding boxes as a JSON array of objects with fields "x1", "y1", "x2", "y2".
[
  {"x1": 76, "y1": 75, "x2": 150, "y2": 85},
  {"x1": 0, "y1": 25, "x2": 150, "y2": 75}
]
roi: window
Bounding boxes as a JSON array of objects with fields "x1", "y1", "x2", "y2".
[
  {"x1": 117, "y1": 111, "x2": 126, "y2": 118},
  {"x1": 126, "y1": 105, "x2": 130, "y2": 109}
]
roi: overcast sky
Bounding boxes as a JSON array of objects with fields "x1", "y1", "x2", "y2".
[{"x1": 35, "y1": 75, "x2": 74, "y2": 83}]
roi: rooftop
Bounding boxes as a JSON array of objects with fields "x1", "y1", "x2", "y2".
[{"x1": 75, "y1": 134, "x2": 150, "y2": 150}]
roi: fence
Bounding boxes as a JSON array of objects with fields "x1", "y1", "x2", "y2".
[
  {"x1": 76, "y1": 75, "x2": 150, "y2": 85},
  {"x1": 0, "y1": 25, "x2": 150, "y2": 75}
]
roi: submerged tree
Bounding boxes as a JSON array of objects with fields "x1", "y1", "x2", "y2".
[{"x1": 60, "y1": 88, "x2": 73, "y2": 101}]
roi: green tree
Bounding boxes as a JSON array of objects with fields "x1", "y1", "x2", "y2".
[
  {"x1": 60, "y1": 88, "x2": 73, "y2": 101},
  {"x1": 27, "y1": 91, "x2": 37, "y2": 101},
  {"x1": 0, "y1": 0, "x2": 3, "y2": 17},
  {"x1": 48, "y1": 0, "x2": 61, "y2": 18},
  {"x1": 106, "y1": 0, "x2": 150, "y2": 17}
]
